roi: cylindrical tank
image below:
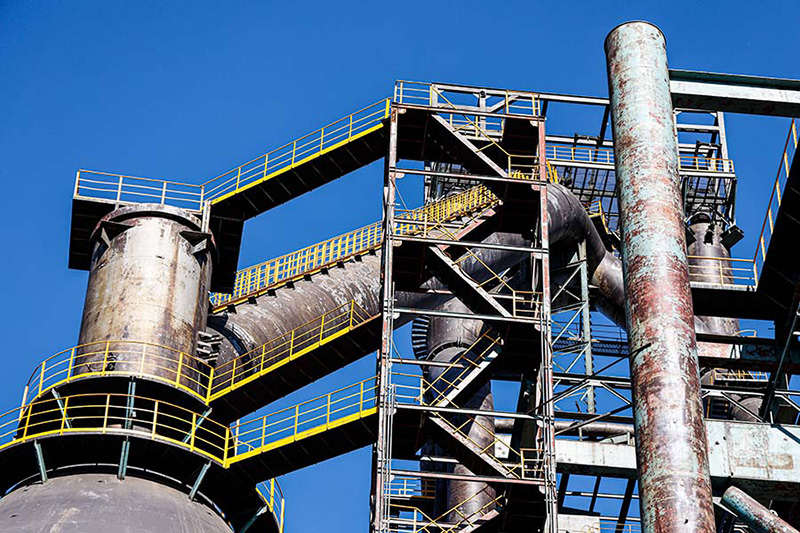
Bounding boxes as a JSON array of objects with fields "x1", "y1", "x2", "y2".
[
  {"x1": 688, "y1": 216, "x2": 762, "y2": 422},
  {"x1": 424, "y1": 299, "x2": 497, "y2": 522},
  {"x1": 0, "y1": 473, "x2": 231, "y2": 533},
  {"x1": 605, "y1": 20, "x2": 715, "y2": 533},
  {"x1": 76, "y1": 204, "x2": 214, "y2": 392}
]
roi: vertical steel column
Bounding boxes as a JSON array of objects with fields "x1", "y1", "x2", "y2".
[
  {"x1": 605, "y1": 21, "x2": 715, "y2": 532},
  {"x1": 721, "y1": 486, "x2": 800, "y2": 533},
  {"x1": 371, "y1": 104, "x2": 399, "y2": 533}
]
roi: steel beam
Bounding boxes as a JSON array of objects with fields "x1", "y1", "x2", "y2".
[
  {"x1": 556, "y1": 420, "x2": 800, "y2": 501},
  {"x1": 605, "y1": 21, "x2": 715, "y2": 532},
  {"x1": 671, "y1": 70, "x2": 800, "y2": 117}
]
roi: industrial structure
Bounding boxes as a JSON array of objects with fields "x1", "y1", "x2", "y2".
[{"x1": 2, "y1": 20, "x2": 800, "y2": 533}]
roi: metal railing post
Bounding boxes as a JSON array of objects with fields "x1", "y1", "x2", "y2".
[
  {"x1": 326, "y1": 394, "x2": 331, "y2": 426},
  {"x1": 66, "y1": 347, "x2": 76, "y2": 380},
  {"x1": 38, "y1": 361, "x2": 45, "y2": 396},
  {"x1": 102, "y1": 341, "x2": 110, "y2": 377},
  {"x1": 190, "y1": 412, "x2": 197, "y2": 452},
  {"x1": 102, "y1": 395, "x2": 111, "y2": 433},
  {"x1": 116, "y1": 175, "x2": 123, "y2": 204}
]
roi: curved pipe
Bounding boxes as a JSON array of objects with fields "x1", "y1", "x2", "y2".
[{"x1": 208, "y1": 184, "x2": 626, "y2": 363}]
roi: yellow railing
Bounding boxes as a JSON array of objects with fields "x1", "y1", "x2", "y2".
[
  {"x1": 417, "y1": 331, "x2": 503, "y2": 406},
  {"x1": 6, "y1": 377, "x2": 377, "y2": 470},
  {"x1": 201, "y1": 99, "x2": 391, "y2": 204},
  {"x1": 594, "y1": 520, "x2": 641, "y2": 533},
  {"x1": 74, "y1": 170, "x2": 206, "y2": 211},
  {"x1": 545, "y1": 144, "x2": 735, "y2": 174},
  {"x1": 711, "y1": 369, "x2": 769, "y2": 383},
  {"x1": 256, "y1": 478, "x2": 286, "y2": 533},
  {"x1": 389, "y1": 486, "x2": 501, "y2": 533},
  {"x1": 210, "y1": 184, "x2": 499, "y2": 309},
  {"x1": 0, "y1": 391, "x2": 286, "y2": 529},
  {"x1": 389, "y1": 476, "x2": 435, "y2": 500},
  {"x1": 431, "y1": 411, "x2": 526, "y2": 479},
  {"x1": 73, "y1": 99, "x2": 391, "y2": 212},
  {"x1": 1, "y1": 392, "x2": 230, "y2": 462},
  {"x1": 21, "y1": 341, "x2": 214, "y2": 407},
  {"x1": 227, "y1": 377, "x2": 377, "y2": 463},
  {"x1": 23, "y1": 299, "x2": 375, "y2": 407},
  {"x1": 687, "y1": 256, "x2": 758, "y2": 287},
  {"x1": 754, "y1": 119, "x2": 798, "y2": 279},
  {"x1": 209, "y1": 301, "x2": 375, "y2": 400}
]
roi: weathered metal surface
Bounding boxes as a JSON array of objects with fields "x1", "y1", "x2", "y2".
[
  {"x1": 605, "y1": 21, "x2": 715, "y2": 532},
  {"x1": 722, "y1": 486, "x2": 800, "y2": 533},
  {"x1": 687, "y1": 218, "x2": 764, "y2": 422},
  {"x1": 425, "y1": 299, "x2": 496, "y2": 521},
  {"x1": 670, "y1": 70, "x2": 800, "y2": 117},
  {"x1": 78, "y1": 204, "x2": 214, "y2": 391},
  {"x1": 0, "y1": 473, "x2": 231, "y2": 533},
  {"x1": 210, "y1": 184, "x2": 626, "y2": 367},
  {"x1": 557, "y1": 419, "x2": 800, "y2": 501}
]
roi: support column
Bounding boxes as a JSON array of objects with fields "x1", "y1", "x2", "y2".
[{"x1": 605, "y1": 21, "x2": 715, "y2": 532}]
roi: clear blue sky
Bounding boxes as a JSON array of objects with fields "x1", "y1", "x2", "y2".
[{"x1": 1, "y1": 1, "x2": 799, "y2": 531}]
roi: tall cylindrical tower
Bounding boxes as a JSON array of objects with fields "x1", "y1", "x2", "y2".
[{"x1": 605, "y1": 21, "x2": 716, "y2": 532}]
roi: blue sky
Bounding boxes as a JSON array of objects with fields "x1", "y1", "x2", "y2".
[{"x1": 1, "y1": 1, "x2": 799, "y2": 531}]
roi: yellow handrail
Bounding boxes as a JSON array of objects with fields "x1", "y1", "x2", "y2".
[
  {"x1": 1, "y1": 392, "x2": 230, "y2": 461},
  {"x1": 753, "y1": 118, "x2": 798, "y2": 280},
  {"x1": 256, "y1": 478, "x2": 286, "y2": 533},
  {"x1": 227, "y1": 377, "x2": 378, "y2": 463},
  {"x1": 21, "y1": 340, "x2": 214, "y2": 407},
  {"x1": 210, "y1": 184, "x2": 499, "y2": 309},
  {"x1": 0, "y1": 391, "x2": 286, "y2": 530},
  {"x1": 209, "y1": 300, "x2": 376, "y2": 400},
  {"x1": 202, "y1": 99, "x2": 391, "y2": 203}
]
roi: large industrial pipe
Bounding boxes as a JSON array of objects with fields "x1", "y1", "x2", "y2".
[
  {"x1": 424, "y1": 299, "x2": 496, "y2": 522},
  {"x1": 688, "y1": 216, "x2": 763, "y2": 422},
  {"x1": 605, "y1": 21, "x2": 715, "y2": 532},
  {"x1": 210, "y1": 184, "x2": 625, "y2": 365},
  {"x1": 721, "y1": 486, "x2": 800, "y2": 533}
]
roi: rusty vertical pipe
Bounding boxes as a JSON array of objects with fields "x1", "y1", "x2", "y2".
[
  {"x1": 722, "y1": 486, "x2": 800, "y2": 533},
  {"x1": 605, "y1": 21, "x2": 715, "y2": 532}
]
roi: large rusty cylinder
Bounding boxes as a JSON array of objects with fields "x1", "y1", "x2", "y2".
[
  {"x1": 210, "y1": 183, "x2": 628, "y2": 365},
  {"x1": 722, "y1": 486, "x2": 800, "y2": 533},
  {"x1": 605, "y1": 21, "x2": 715, "y2": 533},
  {"x1": 443, "y1": 385, "x2": 496, "y2": 523},
  {"x1": 687, "y1": 219, "x2": 764, "y2": 422},
  {"x1": 77, "y1": 204, "x2": 215, "y2": 393},
  {"x1": 424, "y1": 300, "x2": 496, "y2": 521}
]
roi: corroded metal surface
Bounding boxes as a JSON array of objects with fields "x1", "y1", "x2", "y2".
[
  {"x1": 78, "y1": 204, "x2": 214, "y2": 391},
  {"x1": 605, "y1": 21, "x2": 715, "y2": 532},
  {"x1": 425, "y1": 299, "x2": 496, "y2": 521},
  {"x1": 210, "y1": 184, "x2": 626, "y2": 364},
  {"x1": 722, "y1": 486, "x2": 800, "y2": 533},
  {"x1": 0, "y1": 473, "x2": 231, "y2": 533}
]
